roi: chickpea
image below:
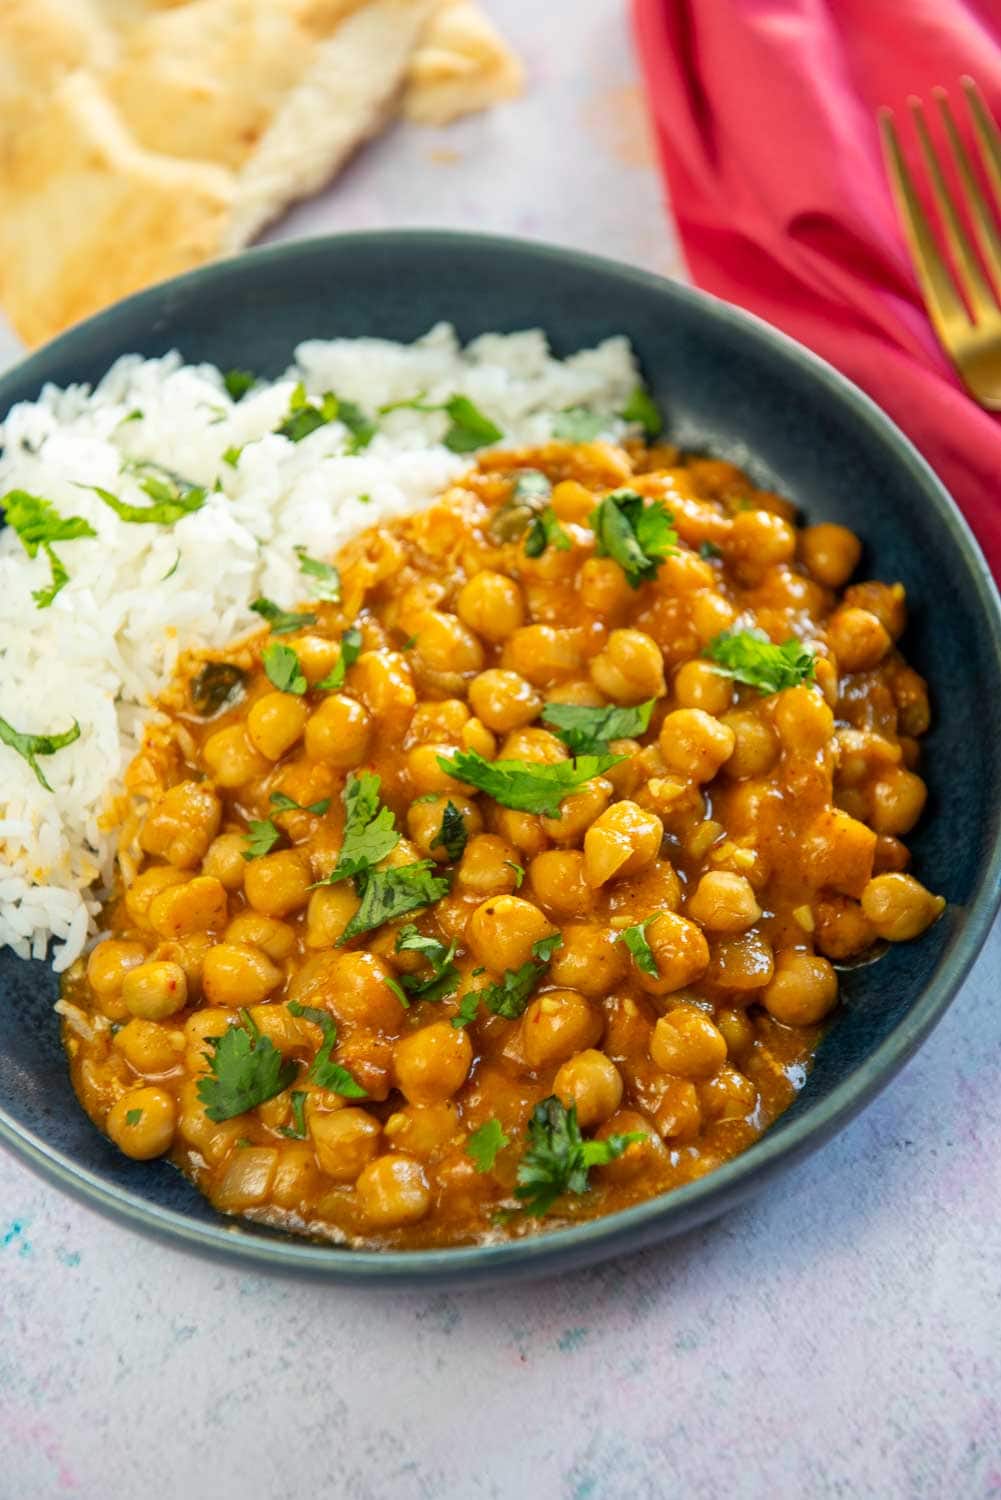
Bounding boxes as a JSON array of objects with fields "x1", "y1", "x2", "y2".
[
  {"x1": 716, "y1": 1006, "x2": 755, "y2": 1061},
  {"x1": 772, "y1": 686, "x2": 835, "y2": 757},
  {"x1": 726, "y1": 509, "x2": 797, "y2": 582},
  {"x1": 87, "y1": 939, "x2": 146, "y2": 1003},
  {"x1": 122, "y1": 960, "x2": 188, "y2": 1019},
  {"x1": 457, "y1": 834, "x2": 521, "y2": 897},
  {"x1": 686, "y1": 871, "x2": 761, "y2": 933},
  {"x1": 214, "y1": 1146, "x2": 281, "y2": 1210},
  {"x1": 554, "y1": 1049, "x2": 623, "y2": 1128},
  {"x1": 288, "y1": 950, "x2": 403, "y2": 1032},
  {"x1": 140, "y1": 781, "x2": 222, "y2": 868},
  {"x1": 540, "y1": 777, "x2": 613, "y2": 844},
  {"x1": 355, "y1": 1154, "x2": 431, "y2": 1228},
  {"x1": 413, "y1": 610, "x2": 485, "y2": 677},
  {"x1": 106, "y1": 1087, "x2": 176, "y2": 1160},
  {"x1": 245, "y1": 692, "x2": 308, "y2": 761},
  {"x1": 550, "y1": 478, "x2": 598, "y2": 523},
  {"x1": 456, "y1": 571, "x2": 525, "y2": 641},
  {"x1": 202, "y1": 724, "x2": 270, "y2": 788},
  {"x1": 225, "y1": 911, "x2": 296, "y2": 961},
  {"x1": 689, "y1": 588, "x2": 737, "y2": 644},
  {"x1": 352, "y1": 650, "x2": 416, "y2": 727},
  {"x1": 176, "y1": 1076, "x2": 243, "y2": 1161},
  {"x1": 673, "y1": 659, "x2": 733, "y2": 716},
  {"x1": 460, "y1": 717, "x2": 496, "y2": 758},
  {"x1": 521, "y1": 989, "x2": 602, "y2": 1069},
  {"x1": 699, "y1": 1065, "x2": 758, "y2": 1121},
  {"x1": 148, "y1": 875, "x2": 228, "y2": 939},
  {"x1": 304, "y1": 694, "x2": 373, "y2": 767},
  {"x1": 762, "y1": 951, "x2": 839, "y2": 1025},
  {"x1": 294, "y1": 633, "x2": 341, "y2": 686},
  {"x1": 583, "y1": 800, "x2": 663, "y2": 887},
  {"x1": 201, "y1": 942, "x2": 282, "y2": 1006},
  {"x1": 801, "y1": 808, "x2": 876, "y2": 898},
  {"x1": 383, "y1": 1101, "x2": 460, "y2": 1159},
  {"x1": 528, "y1": 849, "x2": 594, "y2": 919},
  {"x1": 309, "y1": 1108, "x2": 381, "y2": 1183},
  {"x1": 860, "y1": 874, "x2": 945, "y2": 942},
  {"x1": 659, "y1": 708, "x2": 734, "y2": 782},
  {"x1": 548, "y1": 924, "x2": 628, "y2": 997},
  {"x1": 545, "y1": 678, "x2": 606, "y2": 708},
  {"x1": 799, "y1": 523, "x2": 861, "y2": 588},
  {"x1": 271, "y1": 1143, "x2": 322, "y2": 1210},
  {"x1": 579, "y1": 556, "x2": 633, "y2": 616},
  {"x1": 870, "y1": 768, "x2": 927, "y2": 836},
  {"x1": 593, "y1": 1109, "x2": 667, "y2": 1183},
  {"x1": 468, "y1": 670, "x2": 542, "y2": 733},
  {"x1": 202, "y1": 833, "x2": 248, "y2": 892},
  {"x1": 244, "y1": 849, "x2": 311, "y2": 918},
  {"x1": 707, "y1": 931, "x2": 775, "y2": 991},
  {"x1": 408, "y1": 698, "x2": 468, "y2": 745},
  {"x1": 589, "y1": 628, "x2": 666, "y2": 704},
  {"x1": 113, "y1": 1018, "x2": 183, "y2": 1075},
  {"x1": 873, "y1": 835, "x2": 911, "y2": 875},
  {"x1": 489, "y1": 806, "x2": 549, "y2": 858},
  {"x1": 650, "y1": 1006, "x2": 727, "y2": 1078},
  {"x1": 394, "y1": 1022, "x2": 473, "y2": 1105},
  {"x1": 183, "y1": 1007, "x2": 235, "y2": 1074},
  {"x1": 501, "y1": 625, "x2": 585, "y2": 686},
  {"x1": 499, "y1": 726, "x2": 567, "y2": 765},
  {"x1": 407, "y1": 793, "x2": 483, "y2": 862},
  {"x1": 655, "y1": 1079, "x2": 702, "y2": 1142},
  {"x1": 466, "y1": 895, "x2": 556, "y2": 974},
  {"x1": 633, "y1": 912, "x2": 710, "y2": 996},
  {"x1": 124, "y1": 865, "x2": 188, "y2": 930},
  {"x1": 827, "y1": 607, "x2": 891, "y2": 673},
  {"x1": 844, "y1": 580, "x2": 907, "y2": 640},
  {"x1": 812, "y1": 896, "x2": 875, "y2": 961},
  {"x1": 406, "y1": 742, "x2": 472, "y2": 797},
  {"x1": 720, "y1": 711, "x2": 780, "y2": 779}
]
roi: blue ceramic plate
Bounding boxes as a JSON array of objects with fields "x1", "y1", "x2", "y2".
[{"x1": 1, "y1": 232, "x2": 999, "y2": 1285}]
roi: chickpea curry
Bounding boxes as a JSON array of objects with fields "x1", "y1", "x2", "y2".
[{"x1": 60, "y1": 433, "x2": 944, "y2": 1249}]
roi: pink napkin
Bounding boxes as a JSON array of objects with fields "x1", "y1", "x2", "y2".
[{"x1": 632, "y1": 0, "x2": 1001, "y2": 578}]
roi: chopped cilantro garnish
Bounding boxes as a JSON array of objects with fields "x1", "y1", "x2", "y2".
[
  {"x1": 91, "y1": 478, "x2": 206, "y2": 526},
  {"x1": 489, "y1": 469, "x2": 552, "y2": 544},
  {"x1": 451, "y1": 992, "x2": 482, "y2": 1030},
  {"x1": 276, "y1": 383, "x2": 339, "y2": 443},
  {"x1": 324, "y1": 771, "x2": 400, "y2": 884},
  {"x1": 279, "y1": 1089, "x2": 309, "y2": 1139},
  {"x1": 704, "y1": 629, "x2": 816, "y2": 695},
  {"x1": 223, "y1": 369, "x2": 256, "y2": 402},
  {"x1": 553, "y1": 407, "x2": 606, "y2": 442},
  {"x1": 242, "y1": 819, "x2": 281, "y2": 860},
  {"x1": 590, "y1": 489, "x2": 677, "y2": 588},
  {"x1": 270, "y1": 791, "x2": 330, "y2": 816},
  {"x1": 436, "y1": 748, "x2": 625, "y2": 818},
  {"x1": 0, "y1": 714, "x2": 80, "y2": 791},
  {"x1": 531, "y1": 933, "x2": 563, "y2": 964},
  {"x1": 336, "y1": 398, "x2": 377, "y2": 454},
  {"x1": 467, "y1": 1118, "x2": 510, "y2": 1173},
  {"x1": 504, "y1": 860, "x2": 525, "y2": 889},
  {"x1": 222, "y1": 444, "x2": 243, "y2": 468},
  {"x1": 315, "y1": 626, "x2": 363, "y2": 691},
  {"x1": 262, "y1": 641, "x2": 307, "y2": 695},
  {"x1": 249, "y1": 597, "x2": 318, "y2": 635},
  {"x1": 614, "y1": 914, "x2": 660, "y2": 978},
  {"x1": 699, "y1": 539, "x2": 723, "y2": 560},
  {"x1": 458, "y1": 932, "x2": 562, "y2": 1024},
  {"x1": 338, "y1": 862, "x2": 450, "y2": 944},
  {"x1": 3, "y1": 489, "x2": 97, "y2": 608},
  {"x1": 390, "y1": 925, "x2": 460, "y2": 1005},
  {"x1": 286, "y1": 1000, "x2": 367, "y2": 1097},
  {"x1": 620, "y1": 385, "x2": 663, "y2": 438},
  {"x1": 377, "y1": 391, "x2": 501, "y2": 452},
  {"x1": 125, "y1": 1108, "x2": 144, "y2": 1127},
  {"x1": 190, "y1": 661, "x2": 246, "y2": 717},
  {"x1": 514, "y1": 1097, "x2": 643, "y2": 1216},
  {"x1": 197, "y1": 1009, "x2": 296, "y2": 1122},
  {"x1": 432, "y1": 801, "x2": 469, "y2": 863},
  {"x1": 161, "y1": 552, "x2": 181, "y2": 581},
  {"x1": 121, "y1": 408, "x2": 143, "y2": 424},
  {"x1": 294, "y1": 546, "x2": 341, "y2": 602},
  {"x1": 524, "y1": 506, "x2": 571, "y2": 558},
  {"x1": 542, "y1": 699, "x2": 655, "y2": 756}
]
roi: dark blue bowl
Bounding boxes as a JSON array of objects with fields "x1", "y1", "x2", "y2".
[{"x1": 2, "y1": 231, "x2": 999, "y2": 1285}]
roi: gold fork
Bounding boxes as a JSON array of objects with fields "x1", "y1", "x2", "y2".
[{"x1": 879, "y1": 77, "x2": 1001, "y2": 408}]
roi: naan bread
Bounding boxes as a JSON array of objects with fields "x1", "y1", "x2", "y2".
[{"x1": 0, "y1": 0, "x2": 522, "y2": 346}]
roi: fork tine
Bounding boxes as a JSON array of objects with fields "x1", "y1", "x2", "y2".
[
  {"x1": 910, "y1": 97, "x2": 997, "y2": 320},
  {"x1": 962, "y1": 76, "x2": 1001, "y2": 208},
  {"x1": 878, "y1": 108, "x2": 969, "y2": 337},
  {"x1": 934, "y1": 87, "x2": 1001, "y2": 301}
]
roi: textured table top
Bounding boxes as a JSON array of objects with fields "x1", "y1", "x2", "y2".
[{"x1": 2, "y1": 5, "x2": 1000, "y2": 1497}]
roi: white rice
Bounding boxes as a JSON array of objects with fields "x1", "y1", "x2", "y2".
[{"x1": 0, "y1": 322, "x2": 640, "y2": 971}]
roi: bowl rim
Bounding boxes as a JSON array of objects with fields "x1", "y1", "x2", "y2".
[{"x1": 2, "y1": 226, "x2": 999, "y2": 1282}]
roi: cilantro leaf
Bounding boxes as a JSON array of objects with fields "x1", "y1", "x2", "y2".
[
  {"x1": 391, "y1": 924, "x2": 460, "y2": 1004},
  {"x1": 467, "y1": 1118, "x2": 509, "y2": 1174},
  {"x1": 488, "y1": 469, "x2": 552, "y2": 544},
  {"x1": 451, "y1": 992, "x2": 482, "y2": 1030},
  {"x1": 324, "y1": 771, "x2": 400, "y2": 884},
  {"x1": 590, "y1": 490, "x2": 677, "y2": 588},
  {"x1": 190, "y1": 661, "x2": 246, "y2": 717},
  {"x1": 436, "y1": 748, "x2": 625, "y2": 818},
  {"x1": 467, "y1": 932, "x2": 562, "y2": 1022},
  {"x1": 336, "y1": 398, "x2": 377, "y2": 454},
  {"x1": 315, "y1": 626, "x2": 363, "y2": 691},
  {"x1": 432, "y1": 801, "x2": 469, "y2": 863},
  {"x1": 270, "y1": 791, "x2": 330, "y2": 816},
  {"x1": 125, "y1": 1108, "x2": 143, "y2": 1127},
  {"x1": 242, "y1": 819, "x2": 281, "y2": 860},
  {"x1": 279, "y1": 1089, "x2": 309, "y2": 1139},
  {"x1": 614, "y1": 914, "x2": 659, "y2": 977},
  {"x1": 441, "y1": 395, "x2": 503, "y2": 453},
  {"x1": 250, "y1": 597, "x2": 318, "y2": 635},
  {"x1": 620, "y1": 385, "x2": 663, "y2": 438},
  {"x1": 224, "y1": 369, "x2": 255, "y2": 402},
  {"x1": 542, "y1": 699, "x2": 655, "y2": 756},
  {"x1": 531, "y1": 933, "x2": 563, "y2": 963},
  {"x1": 3, "y1": 490, "x2": 97, "y2": 608},
  {"x1": 262, "y1": 641, "x2": 307, "y2": 695},
  {"x1": 197, "y1": 1010, "x2": 296, "y2": 1122},
  {"x1": 514, "y1": 1097, "x2": 643, "y2": 1216},
  {"x1": 704, "y1": 629, "x2": 816, "y2": 695},
  {"x1": 91, "y1": 479, "x2": 206, "y2": 526},
  {"x1": 0, "y1": 714, "x2": 80, "y2": 791},
  {"x1": 524, "y1": 506, "x2": 571, "y2": 558},
  {"x1": 699, "y1": 539, "x2": 722, "y2": 560},
  {"x1": 504, "y1": 860, "x2": 525, "y2": 889},
  {"x1": 294, "y1": 546, "x2": 341, "y2": 602},
  {"x1": 276, "y1": 383, "x2": 339, "y2": 442},
  {"x1": 338, "y1": 862, "x2": 450, "y2": 944},
  {"x1": 553, "y1": 407, "x2": 606, "y2": 442},
  {"x1": 222, "y1": 445, "x2": 243, "y2": 468},
  {"x1": 32, "y1": 543, "x2": 70, "y2": 608},
  {"x1": 286, "y1": 1001, "x2": 367, "y2": 1097}
]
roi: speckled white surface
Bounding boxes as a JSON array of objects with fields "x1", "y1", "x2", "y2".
[{"x1": 1, "y1": 5, "x2": 1000, "y2": 1497}]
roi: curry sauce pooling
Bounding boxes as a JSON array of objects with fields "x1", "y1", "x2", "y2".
[{"x1": 60, "y1": 437, "x2": 945, "y2": 1249}]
